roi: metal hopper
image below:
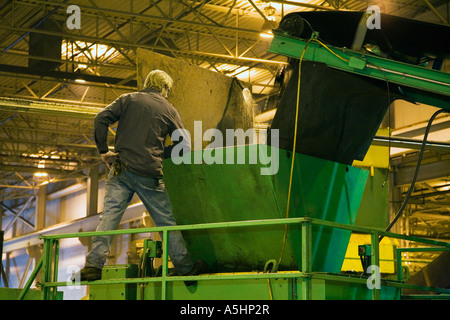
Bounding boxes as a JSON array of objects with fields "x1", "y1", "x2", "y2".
[{"x1": 163, "y1": 145, "x2": 368, "y2": 274}]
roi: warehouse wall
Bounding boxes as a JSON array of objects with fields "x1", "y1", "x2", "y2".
[
  {"x1": 2, "y1": 180, "x2": 105, "y2": 239},
  {"x1": 1, "y1": 177, "x2": 142, "y2": 299}
]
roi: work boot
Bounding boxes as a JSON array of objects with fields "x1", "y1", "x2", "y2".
[
  {"x1": 183, "y1": 259, "x2": 206, "y2": 287},
  {"x1": 71, "y1": 266, "x2": 102, "y2": 282}
]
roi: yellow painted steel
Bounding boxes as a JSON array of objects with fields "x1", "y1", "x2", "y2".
[
  {"x1": 341, "y1": 234, "x2": 398, "y2": 273},
  {"x1": 352, "y1": 128, "x2": 390, "y2": 169}
]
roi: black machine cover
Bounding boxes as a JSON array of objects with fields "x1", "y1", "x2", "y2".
[{"x1": 268, "y1": 61, "x2": 407, "y2": 165}]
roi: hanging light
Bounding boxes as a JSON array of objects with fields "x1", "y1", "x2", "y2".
[
  {"x1": 34, "y1": 172, "x2": 48, "y2": 177},
  {"x1": 260, "y1": 19, "x2": 277, "y2": 38},
  {"x1": 35, "y1": 159, "x2": 48, "y2": 177},
  {"x1": 260, "y1": 5, "x2": 277, "y2": 38}
]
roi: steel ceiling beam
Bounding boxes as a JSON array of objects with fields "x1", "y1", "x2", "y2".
[
  {"x1": 372, "y1": 136, "x2": 450, "y2": 153},
  {"x1": 0, "y1": 64, "x2": 138, "y2": 88},
  {"x1": 0, "y1": 0, "x2": 283, "y2": 107},
  {"x1": 0, "y1": 124, "x2": 93, "y2": 137},
  {"x1": 0, "y1": 25, "x2": 286, "y2": 67},
  {"x1": 0, "y1": 49, "x2": 136, "y2": 71},
  {"x1": 1, "y1": 0, "x2": 69, "y2": 53},
  {"x1": 0, "y1": 202, "x2": 34, "y2": 229},
  {"x1": 0, "y1": 137, "x2": 99, "y2": 149},
  {"x1": 422, "y1": 0, "x2": 449, "y2": 24},
  {"x1": 0, "y1": 72, "x2": 133, "y2": 97},
  {"x1": 0, "y1": 97, "x2": 102, "y2": 118},
  {"x1": 260, "y1": 0, "x2": 335, "y2": 11},
  {"x1": 0, "y1": 164, "x2": 88, "y2": 176},
  {"x1": 394, "y1": 158, "x2": 450, "y2": 187},
  {"x1": 8, "y1": 0, "x2": 286, "y2": 71},
  {"x1": 2, "y1": 196, "x2": 35, "y2": 232}
]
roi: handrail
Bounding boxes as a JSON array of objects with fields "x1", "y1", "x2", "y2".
[
  {"x1": 18, "y1": 217, "x2": 450, "y2": 300},
  {"x1": 396, "y1": 246, "x2": 450, "y2": 299},
  {"x1": 37, "y1": 217, "x2": 310, "y2": 239},
  {"x1": 37, "y1": 216, "x2": 450, "y2": 247}
]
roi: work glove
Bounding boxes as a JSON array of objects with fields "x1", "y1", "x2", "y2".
[{"x1": 101, "y1": 151, "x2": 119, "y2": 169}]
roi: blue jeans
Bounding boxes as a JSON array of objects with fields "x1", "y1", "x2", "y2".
[{"x1": 85, "y1": 169, "x2": 194, "y2": 275}]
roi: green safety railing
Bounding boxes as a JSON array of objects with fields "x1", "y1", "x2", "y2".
[
  {"x1": 18, "y1": 217, "x2": 450, "y2": 300},
  {"x1": 396, "y1": 246, "x2": 450, "y2": 300}
]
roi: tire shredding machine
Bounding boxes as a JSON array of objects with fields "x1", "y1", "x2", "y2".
[{"x1": 16, "y1": 11, "x2": 450, "y2": 300}]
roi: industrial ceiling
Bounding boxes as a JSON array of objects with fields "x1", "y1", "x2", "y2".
[{"x1": 0, "y1": 0, "x2": 449, "y2": 271}]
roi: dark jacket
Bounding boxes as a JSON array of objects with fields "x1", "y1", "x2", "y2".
[{"x1": 94, "y1": 88, "x2": 189, "y2": 178}]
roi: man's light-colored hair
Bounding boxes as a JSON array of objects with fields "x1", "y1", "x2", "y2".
[{"x1": 143, "y1": 70, "x2": 173, "y2": 91}]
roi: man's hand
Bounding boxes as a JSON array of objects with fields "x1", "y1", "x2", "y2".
[{"x1": 101, "y1": 151, "x2": 119, "y2": 169}]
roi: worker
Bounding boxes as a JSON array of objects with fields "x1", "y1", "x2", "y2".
[{"x1": 71, "y1": 70, "x2": 205, "y2": 286}]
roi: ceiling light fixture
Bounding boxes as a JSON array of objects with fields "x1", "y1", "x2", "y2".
[
  {"x1": 260, "y1": 21, "x2": 277, "y2": 38},
  {"x1": 260, "y1": 5, "x2": 277, "y2": 38},
  {"x1": 34, "y1": 172, "x2": 48, "y2": 177}
]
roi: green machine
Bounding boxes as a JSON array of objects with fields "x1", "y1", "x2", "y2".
[
  {"x1": 151, "y1": 146, "x2": 380, "y2": 299},
  {"x1": 18, "y1": 143, "x2": 449, "y2": 300},
  {"x1": 136, "y1": 12, "x2": 450, "y2": 299},
  {"x1": 86, "y1": 145, "x2": 376, "y2": 300},
  {"x1": 163, "y1": 146, "x2": 368, "y2": 274}
]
